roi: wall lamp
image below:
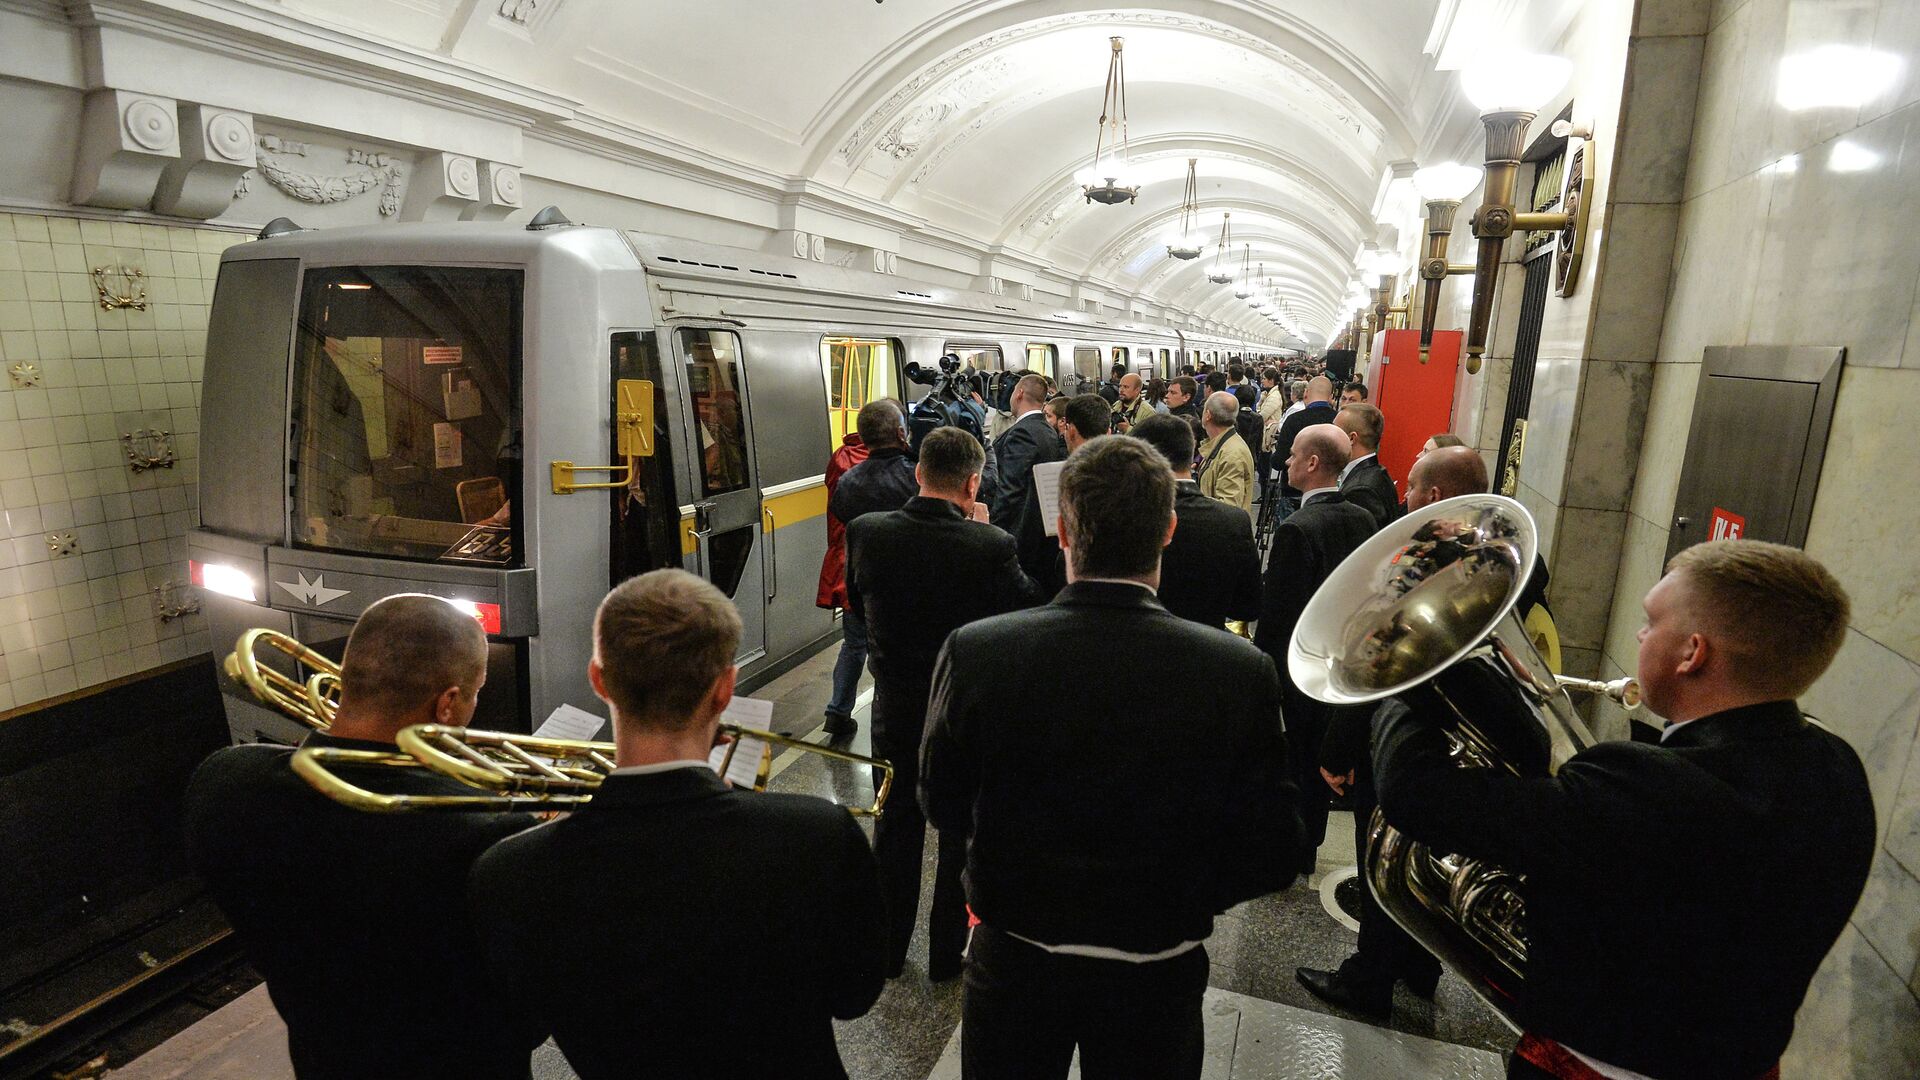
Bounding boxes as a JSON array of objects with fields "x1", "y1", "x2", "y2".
[
  {"x1": 1450, "y1": 55, "x2": 1596, "y2": 373},
  {"x1": 1412, "y1": 162, "x2": 1480, "y2": 358}
]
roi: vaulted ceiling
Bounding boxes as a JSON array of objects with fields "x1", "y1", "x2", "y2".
[{"x1": 262, "y1": 0, "x2": 1578, "y2": 347}]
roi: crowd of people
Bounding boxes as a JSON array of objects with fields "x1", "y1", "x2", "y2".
[{"x1": 184, "y1": 353, "x2": 1877, "y2": 1080}]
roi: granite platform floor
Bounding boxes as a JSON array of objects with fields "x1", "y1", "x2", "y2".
[{"x1": 106, "y1": 638, "x2": 1517, "y2": 1079}]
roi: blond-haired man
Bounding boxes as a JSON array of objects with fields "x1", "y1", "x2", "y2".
[
  {"x1": 470, "y1": 570, "x2": 885, "y2": 1079},
  {"x1": 1375, "y1": 540, "x2": 1874, "y2": 1080}
]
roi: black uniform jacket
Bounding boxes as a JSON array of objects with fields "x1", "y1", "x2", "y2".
[
  {"x1": 184, "y1": 734, "x2": 540, "y2": 1080},
  {"x1": 1272, "y1": 401, "x2": 1338, "y2": 497},
  {"x1": 1374, "y1": 698, "x2": 1875, "y2": 1079},
  {"x1": 846, "y1": 495, "x2": 1040, "y2": 727},
  {"x1": 1159, "y1": 479, "x2": 1262, "y2": 630},
  {"x1": 987, "y1": 411, "x2": 1063, "y2": 533},
  {"x1": 828, "y1": 445, "x2": 916, "y2": 527},
  {"x1": 921, "y1": 581, "x2": 1301, "y2": 952},
  {"x1": 468, "y1": 767, "x2": 886, "y2": 1080},
  {"x1": 1339, "y1": 454, "x2": 1402, "y2": 530}
]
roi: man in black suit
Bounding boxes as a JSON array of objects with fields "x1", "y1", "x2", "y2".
[
  {"x1": 923, "y1": 435, "x2": 1300, "y2": 1080},
  {"x1": 469, "y1": 570, "x2": 885, "y2": 1079},
  {"x1": 1335, "y1": 403, "x2": 1401, "y2": 529},
  {"x1": 1375, "y1": 540, "x2": 1874, "y2": 1080},
  {"x1": 1131, "y1": 413, "x2": 1260, "y2": 630},
  {"x1": 1272, "y1": 375, "x2": 1338, "y2": 504},
  {"x1": 1253, "y1": 423, "x2": 1378, "y2": 876},
  {"x1": 1015, "y1": 394, "x2": 1108, "y2": 595},
  {"x1": 847, "y1": 427, "x2": 1039, "y2": 981},
  {"x1": 185, "y1": 595, "x2": 540, "y2": 1080},
  {"x1": 988, "y1": 373, "x2": 1063, "y2": 533}
]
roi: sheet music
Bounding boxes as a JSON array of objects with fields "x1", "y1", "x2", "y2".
[
  {"x1": 708, "y1": 695, "x2": 776, "y2": 788},
  {"x1": 532, "y1": 703, "x2": 606, "y2": 742},
  {"x1": 1032, "y1": 459, "x2": 1066, "y2": 537}
]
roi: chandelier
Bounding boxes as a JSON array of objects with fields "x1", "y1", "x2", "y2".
[
  {"x1": 1077, "y1": 37, "x2": 1139, "y2": 205},
  {"x1": 1232, "y1": 250, "x2": 1255, "y2": 299},
  {"x1": 1206, "y1": 213, "x2": 1235, "y2": 284},
  {"x1": 1166, "y1": 158, "x2": 1202, "y2": 259}
]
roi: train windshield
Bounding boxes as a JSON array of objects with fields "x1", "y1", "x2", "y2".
[{"x1": 288, "y1": 265, "x2": 523, "y2": 566}]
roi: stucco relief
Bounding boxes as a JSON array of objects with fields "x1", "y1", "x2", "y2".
[
  {"x1": 837, "y1": 10, "x2": 1379, "y2": 165},
  {"x1": 908, "y1": 86, "x2": 1051, "y2": 186},
  {"x1": 873, "y1": 56, "x2": 1012, "y2": 161},
  {"x1": 255, "y1": 138, "x2": 404, "y2": 217}
]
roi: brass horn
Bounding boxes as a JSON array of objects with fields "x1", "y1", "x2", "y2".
[
  {"x1": 225, "y1": 630, "x2": 893, "y2": 816},
  {"x1": 1287, "y1": 493, "x2": 1630, "y2": 1023}
]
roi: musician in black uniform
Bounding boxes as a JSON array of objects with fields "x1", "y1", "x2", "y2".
[
  {"x1": 1252, "y1": 423, "x2": 1377, "y2": 875},
  {"x1": 184, "y1": 595, "x2": 540, "y2": 1080},
  {"x1": 1334, "y1": 403, "x2": 1401, "y2": 530},
  {"x1": 846, "y1": 426, "x2": 1040, "y2": 980},
  {"x1": 469, "y1": 570, "x2": 885, "y2": 1079},
  {"x1": 987, "y1": 374, "x2": 1062, "y2": 534},
  {"x1": 1130, "y1": 413, "x2": 1261, "y2": 630},
  {"x1": 922, "y1": 435, "x2": 1300, "y2": 1080},
  {"x1": 1375, "y1": 540, "x2": 1874, "y2": 1080}
]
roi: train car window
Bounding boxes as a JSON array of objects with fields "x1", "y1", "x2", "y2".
[
  {"x1": 1159, "y1": 348, "x2": 1171, "y2": 368},
  {"x1": 1110, "y1": 346, "x2": 1126, "y2": 369},
  {"x1": 610, "y1": 332, "x2": 682, "y2": 583},
  {"x1": 680, "y1": 329, "x2": 751, "y2": 498},
  {"x1": 289, "y1": 265, "x2": 522, "y2": 566},
  {"x1": 821, "y1": 337, "x2": 899, "y2": 447},
  {"x1": 1070, "y1": 345, "x2": 1101, "y2": 394},
  {"x1": 945, "y1": 343, "x2": 1002, "y2": 371},
  {"x1": 1025, "y1": 343, "x2": 1056, "y2": 377}
]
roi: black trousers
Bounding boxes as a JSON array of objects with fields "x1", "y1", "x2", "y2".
[
  {"x1": 961, "y1": 925, "x2": 1208, "y2": 1080},
  {"x1": 1339, "y1": 791, "x2": 1441, "y2": 993},
  {"x1": 871, "y1": 688, "x2": 967, "y2": 973},
  {"x1": 1286, "y1": 695, "x2": 1330, "y2": 871}
]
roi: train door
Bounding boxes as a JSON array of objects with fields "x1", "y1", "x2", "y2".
[{"x1": 671, "y1": 326, "x2": 768, "y2": 665}]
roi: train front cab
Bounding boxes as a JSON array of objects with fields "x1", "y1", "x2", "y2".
[{"x1": 191, "y1": 222, "x2": 820, "y2": 745}]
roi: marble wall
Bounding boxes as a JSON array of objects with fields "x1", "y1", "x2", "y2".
[
  {"x1": 0, "y1": 212, "x2": 230, "y2": 715},
  {"x1": 1594, "y1": 0, "x2": 1920, "y2": 1071}
]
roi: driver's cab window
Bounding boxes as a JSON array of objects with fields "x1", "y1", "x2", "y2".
[{"x1": 681, "y1": 329, "x2": 750, "y2": 496}]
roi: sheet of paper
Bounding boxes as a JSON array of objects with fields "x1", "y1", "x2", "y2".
[
  {"x1": 708, "y1": 695, "x2": 776, "y2": 789},
  {"x1": 433, "y1": 422, "x2": 463, "y2": 468},
  {"x1": 533, "y1": 703, "x2": 607, "y2": 742},
  {"x1": 1032, "y1": 459, "x2": 1066, "y2": 537}
]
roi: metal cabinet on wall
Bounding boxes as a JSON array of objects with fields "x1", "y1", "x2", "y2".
[{"x1": 1665, "y1": 346, "x2": 1843, "y2": 562}]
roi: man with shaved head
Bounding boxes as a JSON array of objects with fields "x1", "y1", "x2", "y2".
[
  {"x1": 1270, "y1": 375, "x2": 1339, "y2": 508},
  {"x1": 988, "y1": 372, "x2": 1065, "y2": 535},
  {"x1": 1335, "y1": 402, "x2": 1400, "y2": 529},
  {"x1": 1110, "y1": 371, "x2": 1153, "y2": 434},
  {"x1": 1253, "y1": 424, "x2": 1379, "y2": 876},
  {"x1": 1197, "y1": 391, "x2": 1255, "y2": 512},
  {"x1": 187, "y1": 595, "x2": 541, "y2": 1079}
]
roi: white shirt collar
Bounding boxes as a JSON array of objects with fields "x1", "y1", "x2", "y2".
[
  {"x1": 610, "y1": 759, "x2": 711, "y2": 777},
  {"x1": 1300, "y1": 485, "x2": 1340, "y2": 503},
  {"x1": 1339, "y1": 452, "x2": 1376, "y2": 483},
  {"x1": 1074, "y1": 576, "x2": 1158, "y2": 596},
  {"x1": 1658, "y1": 718, "x2": 1696, "y2": 743}
]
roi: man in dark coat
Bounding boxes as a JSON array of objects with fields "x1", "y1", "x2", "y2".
[
  {"x1": 1272, "y1": 375, "x2": 1338, "y2": 503},
  {"x1": 1253, "y1": 422, "x2": 1378, "y2": 875},
  {"x1": 185, "y1": 595, "x2": 541, "y2": 1080},
  {"x1": 846, "y1": 427, "x2": 1039, "y2": 980},
  {"x1": 987, "y1": 374, "x2": 1063, "y2": 534},
  {"x1": 1131, "y1": 413, "x2": 1260, "y2": 630},
  {"x1": 1375, "y1": 540, "x2": 1873, "y2": 1080},
  {"x1": 1335, "y1": 402, "x2": 1401, "y2": 530},
  {"x1": 470, "y1": 570, "x2": 885, "y2": 1079},
  {"x1": 922, "y1": 435, "x2": 1299, "y2": 1079},
  {"x1": 823, "y1": 399, "x2": 917, "y2": 735}
]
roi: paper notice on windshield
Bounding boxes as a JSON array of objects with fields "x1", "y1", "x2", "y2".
[
  {"x1": 533, "y1": 703, "x2": 606, "y2": 743},
  {"x1": 1032, "y1": 459, "x2": 1066, "y2": 537},
  {"x1": 708, "y1": 695, "x2": 776, "y2": 789}
]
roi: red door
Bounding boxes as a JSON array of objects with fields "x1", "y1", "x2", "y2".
[{"x1": 1373, "y1": 329, "x2": 1462, "y2": 495}]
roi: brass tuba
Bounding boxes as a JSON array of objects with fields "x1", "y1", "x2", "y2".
[{"x1": 1287, "y1": 494, "x2": 1637, "y2": 1023}]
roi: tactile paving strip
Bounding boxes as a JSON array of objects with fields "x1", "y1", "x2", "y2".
[{"x1": 926, "y1": 987, "x2": 1504, "y2": 1079}]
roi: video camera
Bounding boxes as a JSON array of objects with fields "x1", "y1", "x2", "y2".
[{"x1": 902, "y1": 354, "x2": 989, "y2": 454}]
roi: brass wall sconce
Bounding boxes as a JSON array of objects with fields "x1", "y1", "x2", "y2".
[{"x1": 1452, "y1": 56, "x2": 1595, "y2": 373}]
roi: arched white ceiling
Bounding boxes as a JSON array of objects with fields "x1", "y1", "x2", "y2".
[{"x1": 275, "y1": 0, "x2": 1474, "y2": 345}]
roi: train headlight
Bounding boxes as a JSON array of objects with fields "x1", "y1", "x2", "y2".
[{"x1": 190, "y1": 560, "x2": 258, "y2": 603}]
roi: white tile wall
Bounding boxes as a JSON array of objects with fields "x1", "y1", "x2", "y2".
[{"x1": 0, "y1": 213, "x2": 242, "y2": 715}]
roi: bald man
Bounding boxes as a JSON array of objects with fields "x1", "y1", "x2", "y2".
[
  {"x1": 1197, "y1": 391, "x2": 1255, "y2": 512},
  {"x1": 186, "y1": 596, "x2": 540, "y2": 1080},
  {"x1": 1271, "y1": 375, "x2": 1339, "y2": 503},
  {"x1": 1110, "y1": 372, "x2": 1154, "y2": 433},
  {"x1": 1253, "y1": 424, "x2": 1379, "y2": 875}
]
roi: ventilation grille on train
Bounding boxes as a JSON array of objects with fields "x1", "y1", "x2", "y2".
[
  {"x1": 654, "y1": 255, "x2": 798, "y2": 281},
  {"x1": 895, "y1": 289, "x2": 933, "y2": 299}
]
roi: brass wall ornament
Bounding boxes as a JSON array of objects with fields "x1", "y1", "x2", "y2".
[
  {"x1": 8, "y1": 361, "x2": 41, "y2": 388},
  {"x1": 153, "y1": 580, "x2": 203, "y2": 622},
  {"x1": 122, "y1": 428, "x2": 176, "y2": 471},
  {"x1": 1553, "y1": 140, "x2": 1592, "y2": 297},
  {"x1": 46, "y1": 532, "x2": 79, "y2": 558},
  {"x1": 91, "y1": 265, "x2": 149, "y2": 311},
  {"x1": 1500, "y1": 419, "x2": 1527, "y2": 497}
]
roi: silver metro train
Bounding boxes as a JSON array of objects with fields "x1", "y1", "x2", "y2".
[{"x1": 191, "y1": 209, "x2": 1274, "y2": 743}]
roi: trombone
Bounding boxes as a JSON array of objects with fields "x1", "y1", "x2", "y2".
[{"x1": 224, "y1": 629, "x2": 894, "y2": 816}]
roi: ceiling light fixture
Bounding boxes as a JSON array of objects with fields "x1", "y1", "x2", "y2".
[
  {"x1": 1077, "y1": 37, "x2": 1139, "y2": 205},
  {"x1": 1233, "y1": 253, "x2": 1256, "y2": 299},
  {"x1": 1166, "y1": 158, "x2": 1203, "y2": 259},
  {"x1": 1206, "y1": 214, "x2": 1236, "y2": 284}
]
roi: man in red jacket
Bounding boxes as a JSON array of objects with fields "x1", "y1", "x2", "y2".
[{"x1": 818, "y1": 428, "x2": 869, "y2": 734}]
